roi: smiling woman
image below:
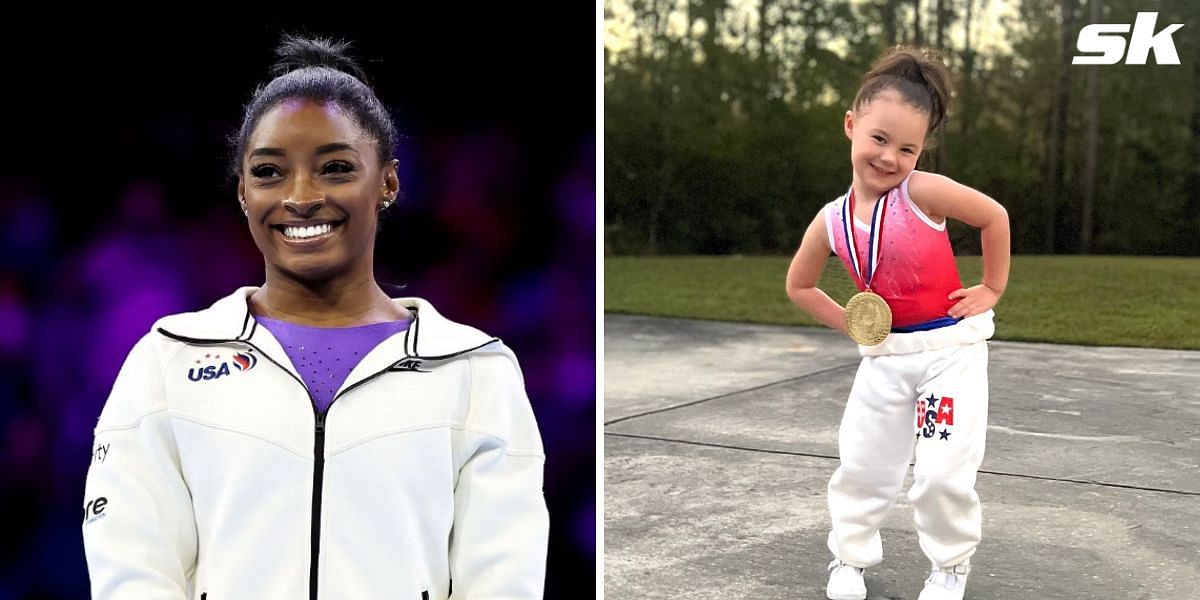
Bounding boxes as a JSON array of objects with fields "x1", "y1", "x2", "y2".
[
  {"x1": 80, "y1": 34, "x2": 549, "y2": 600},
  {"x1": 239, "y1": 98, "x2": 404, "y2": 313},
  {"x1": 232, "y1": 37, "x2": 403, "y2": 318}
]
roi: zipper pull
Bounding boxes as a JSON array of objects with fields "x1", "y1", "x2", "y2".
[{"x1": 315, "y1": 411, "x2": 326, "y2": 434}]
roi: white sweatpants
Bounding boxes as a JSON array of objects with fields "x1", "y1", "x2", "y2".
[{"x1": 826, "y1": 314, "x2": 992, "y2": 570}]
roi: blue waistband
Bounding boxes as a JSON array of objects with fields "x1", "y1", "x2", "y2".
[{"x1": 891, "y1": 316, "x2": 962, "y2": 333}]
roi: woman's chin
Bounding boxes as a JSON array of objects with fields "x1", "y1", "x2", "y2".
[{"x1": 272, "y1": 257, "x2": 348, "y2": 285}]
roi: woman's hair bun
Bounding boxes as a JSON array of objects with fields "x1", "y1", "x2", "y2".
[{"x1": 270, "y1": 34, "x2": 370, "y2": 86}]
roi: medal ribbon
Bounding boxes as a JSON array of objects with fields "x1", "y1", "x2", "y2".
[{"x1": 841, "y1": 188, "x2": 888, "y2": 291}]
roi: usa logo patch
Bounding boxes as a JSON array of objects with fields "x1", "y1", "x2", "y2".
[
  {"x1": 916, "y1": 393, "x2": 955, "y2": 440},
  {"x1": 188, "y1": 350, "x2": 257, "y2": 382},
  {"x1": 231, "y1": 352, "x2": 257, "y2": 371}
]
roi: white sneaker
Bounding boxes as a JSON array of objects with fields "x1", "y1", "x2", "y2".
[
  {"x1": 826, "y1": 559, "x2": 867, "y2": 600},
  {"x1": 917, "y1": 562, "x2": 970, "y2": 600}
]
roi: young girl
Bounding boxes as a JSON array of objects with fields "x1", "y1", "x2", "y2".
[{"x1": 785, "y1": 47, "x2": 1010, "y2": 600}]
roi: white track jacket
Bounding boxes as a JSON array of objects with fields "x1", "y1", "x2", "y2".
[{"x1": 82, "y1": 287, "x2": 548, "y2": 599}]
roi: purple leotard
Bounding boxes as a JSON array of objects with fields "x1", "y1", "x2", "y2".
[{"x1": 256, "y1": 316, "x2": 411, "y2": 413}]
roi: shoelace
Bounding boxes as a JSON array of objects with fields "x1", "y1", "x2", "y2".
[
  {"x1": 828, "y1": 559, "x2": 863, "y2": 573},
  {"x1": 925, "y1": 564, "x2": 970, "y2": 589}
]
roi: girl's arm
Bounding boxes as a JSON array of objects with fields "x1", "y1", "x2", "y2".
[
  {"x1": 908, "y1": 170, "x2": 1011, "y2": 318},
  {"x1": 786, "y1": 210, "x2": 848, "y2": 332}
]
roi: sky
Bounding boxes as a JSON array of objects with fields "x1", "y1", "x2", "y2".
[{"x1": 604, "y1": 0, "x2": 1021, "y2": 63}]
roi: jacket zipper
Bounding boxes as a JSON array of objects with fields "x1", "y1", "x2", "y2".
[
  {"x1": 310, "y1": 408, "x2": 326, "y2": 599},
  {"x1": 309, "y1": 362, "x2": 422, "y2": 599}
]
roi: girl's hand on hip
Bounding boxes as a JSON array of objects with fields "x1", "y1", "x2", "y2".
[{"x1": 947, "y1": 284, "x2": 1000, "y2": 319}]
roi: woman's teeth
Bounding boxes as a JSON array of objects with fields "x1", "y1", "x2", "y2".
[{"x1": 284, "y1": 223, "x2": 333, "y2": 239}]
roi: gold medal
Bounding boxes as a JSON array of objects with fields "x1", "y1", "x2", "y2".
[
  {"x1": 841, "y1": 188, "x2": 893, "y2": 346},
  {"x1": 845, "y1": 290, "x2": 892, "y2": 346}
]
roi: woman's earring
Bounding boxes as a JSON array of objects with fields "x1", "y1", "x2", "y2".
[
  {"x1": 380, "y1": 196, "x2": 393, "y2": 210},
  {"x1": 239, "y1": 198, "x2": 249, "y2": 216}
]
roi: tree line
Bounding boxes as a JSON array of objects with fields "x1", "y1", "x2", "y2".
[{"x1": 604, "y1": 0, "x2": 1199, "y2": 256}]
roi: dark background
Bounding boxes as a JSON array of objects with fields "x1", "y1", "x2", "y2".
[{"x1": 0, "y1": 9, "x2": 595, "y2": 599}]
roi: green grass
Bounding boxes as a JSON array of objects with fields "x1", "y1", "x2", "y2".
[{"x1": 605, "y1": 255, "x2": 1200, "y2": 350}]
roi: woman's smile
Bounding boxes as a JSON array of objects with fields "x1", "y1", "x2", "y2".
[{"x1": 273, "y1": 219, "x2": 346, "y2": 248}]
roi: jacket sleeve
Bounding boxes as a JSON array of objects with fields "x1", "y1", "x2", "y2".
[
  {"x1": 450, "y1": 348, "x2": 549, "y2": 598},
  {"x1": 82, "y1": 333, "x2": 198, "y2": 599}
]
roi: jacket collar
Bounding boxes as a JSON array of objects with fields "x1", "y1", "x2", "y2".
[{"x1": 155, "y1": 286, "x2": 498, "y2": 360}]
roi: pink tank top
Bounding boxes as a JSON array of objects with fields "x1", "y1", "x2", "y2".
[{"x1": 824, "y1": 173, "x2": 963, "y2": 328}]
